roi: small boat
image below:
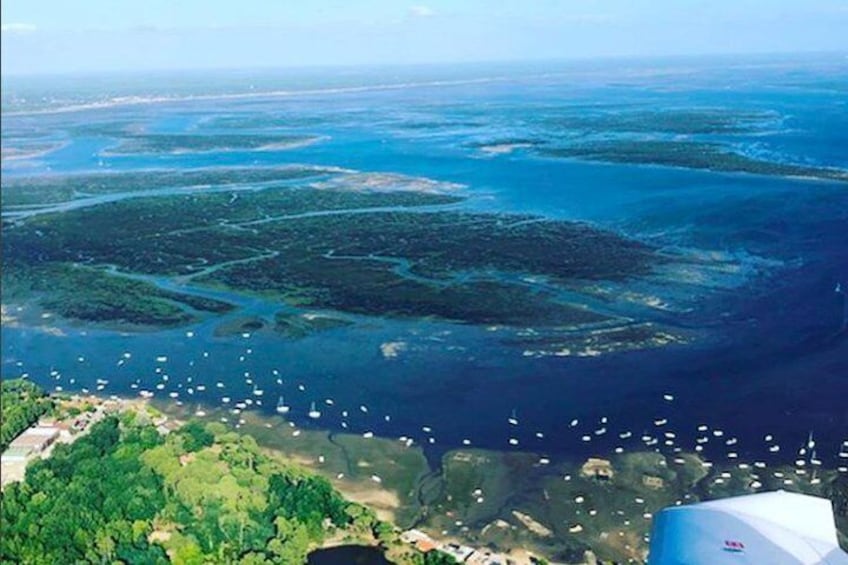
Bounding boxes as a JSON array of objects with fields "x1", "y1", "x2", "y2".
[
  {"x1": 508, "y1": 409, "x2": 519, "y2": 426},
  {"x1": 253, "y1": 385, "x2": 264, "y2": 397},
  {"x1": 276, "y1": 396, "x2": 290, "y2": 414},
  {"x1": 308, "y1": 402, "x2": 321, "y2": 419},
  {"x1": 362, "y1": 431, "x2": 374, "y2": 439}
]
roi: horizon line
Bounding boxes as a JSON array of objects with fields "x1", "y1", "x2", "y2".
[{"x1": 2, "y1": 49, "x2": 846, "y2": 80}]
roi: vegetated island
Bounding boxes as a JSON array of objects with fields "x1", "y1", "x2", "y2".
[
  {"x1": 541, "y1": 140, "x2": 848, "y2": 182},
  {"x1": 103, "y1": 133, "x2": 323, "y2": 155},
  {"x1": 469, "y1": 107, "x2": 848, "y2": 182},
  {"x1": 1, "y1": 168, "x2": 690, "y2": 353}
]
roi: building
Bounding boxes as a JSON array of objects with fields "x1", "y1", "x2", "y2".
[
  {"x1": 9, "y1": 426, "x2": 60, "y2": 454},
  {"x1": 1, "y1": 446, "x2": 31, "y2": 463},
  {"x1": 401, "y1": 529, "x2": 438, "y2": 552},
  {"x1": 643, "y1": 474, "x2": 665, "y2": 489},
  {"x1": 580, "y1": 457, "x2": 614, "y2": 481},
  {"x1": 441, "y1": 543, "x2": 476, "y2": 562}
]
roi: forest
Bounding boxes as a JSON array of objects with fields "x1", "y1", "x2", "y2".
[
  {"x1": 0, "y1": 379, "x2": 54, "y2": 452},
  {"x1": 0, "y1": 408, "x2": 455, "y2": 564}
]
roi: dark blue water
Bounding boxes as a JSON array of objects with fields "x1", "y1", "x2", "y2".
[
  {"x1": 2, "y1": 56, "x2": 847, "y2": 470},
  {"x1": 307, "y1": 545, "x2": 391, "y2": 565}
]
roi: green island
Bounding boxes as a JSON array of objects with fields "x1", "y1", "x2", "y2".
[
  {"x1": 542, "y1": 140, "x2": 848, "y2": 181},
  {"x1": 104, "y1": 133, "x2": 322, "y2": 155},
  {"x1": 2, "y1": 261, "x2": 234, "y2": 327},
  {"x1": 2, "y1": 169, "x2": 686, "y2": 352},
  {"x1": 273, "y1": 311, "x2": 354, "y2": 339},
  {"x1": 198, "y1": 114, "x2": 339, "y2": 131},
  {"x1": 466, "y1": 107, "x2": 848, "y2": 182},
  {"x1": 540, "y1": 108, "x2": 780, "y2": 135},
  {"x1": 0, "y1": 379, "x2": 54, "y2": 451},
  {"x1": 1, "y1": 166, "x2": 332, "y2": 208}
]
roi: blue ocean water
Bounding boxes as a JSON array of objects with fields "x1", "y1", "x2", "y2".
[{"x1": 2, "y1": 55, "x2": 847, "y2": 468}]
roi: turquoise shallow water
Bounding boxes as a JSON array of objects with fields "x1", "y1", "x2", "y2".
[{"x1": 2, "y1": 56, "x2": 847, "y2": 467}]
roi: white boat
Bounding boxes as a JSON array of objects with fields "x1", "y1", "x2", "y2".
[
  {"x1": 308, "y1": 401, "x2": 321, "y2": 419},
  {"x1": 276, "y1": 396, "x2": 290, "y2": 414},
  {"x1": 253, "y1": 385, "x2": 264, "y2": 397},
  {"x1": 363, "y1": 431, "x2": 374, "y2": 439},
  {"x1": 508, "y1": 408, "x2": 519, "y2": 426}
]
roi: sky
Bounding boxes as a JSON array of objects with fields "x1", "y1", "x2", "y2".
[{"x1": 2, "y1": 0, "x2": 847, "y2": 74}]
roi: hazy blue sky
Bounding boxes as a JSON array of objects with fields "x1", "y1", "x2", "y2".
[{"x1": 2, "y1": 0, "x2": 847, "y2": 74}]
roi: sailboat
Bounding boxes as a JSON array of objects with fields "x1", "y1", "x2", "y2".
[
  {"x1": 276, "y1": 396, "x2": 290, "y2": 414},
  {"x1": 308, "y1": 401, "x2": 321, "y2": 419},
  {"x1": 508, "y1": 408, "x2": 519, "y2": 426}
]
